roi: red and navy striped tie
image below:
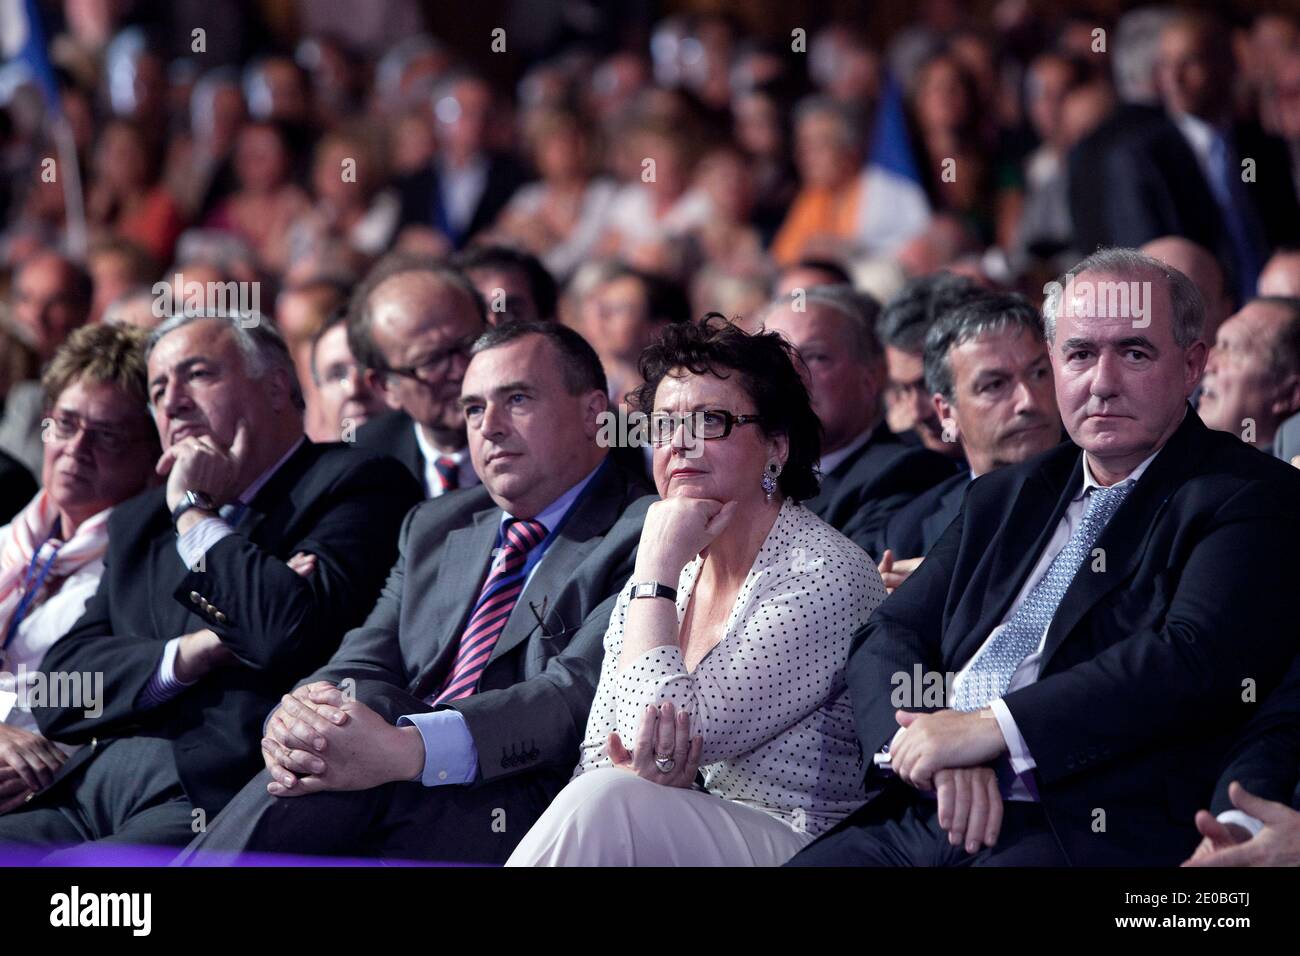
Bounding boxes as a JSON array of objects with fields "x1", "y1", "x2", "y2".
[
  {"x1": 432, "y1": 518, "x2": 547, "y2": 703},
  {"x1": 433, "y1": 455, "x2": 460, "y2": 492}
]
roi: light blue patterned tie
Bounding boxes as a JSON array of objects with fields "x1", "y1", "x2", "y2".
[{"x1": 951, "y1": 479, "x2": 1135, "y2": 712}]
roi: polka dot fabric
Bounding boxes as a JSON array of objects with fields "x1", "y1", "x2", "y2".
[{"x1": 574, "y1": 498, "x2": 887, "y2": 836}]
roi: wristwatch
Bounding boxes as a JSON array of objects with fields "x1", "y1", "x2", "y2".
[
  {"x1": 630, "y1": 581, "x2": 677, "y2": 602},
  {"x1": 171, "y1": 490, "x2": 217, "y2": 525}
]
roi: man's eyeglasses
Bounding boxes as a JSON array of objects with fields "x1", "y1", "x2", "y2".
[
  {"x1": 46, "y1": 413, "x2": 148, "y2": 454},
  {"x1": 648, "y1": 409, "x2": 763, "y2": 446},
  {"x1": 383, "y1": 335, "x2": 478, "y2": 386}
]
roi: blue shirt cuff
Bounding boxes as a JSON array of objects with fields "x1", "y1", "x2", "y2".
[
  {"x1": 396, "y1": 709, "x2": 479, "y2": 787},
  {"x1": 136, "y1": 636, "x2": 196, "y2": 709}
]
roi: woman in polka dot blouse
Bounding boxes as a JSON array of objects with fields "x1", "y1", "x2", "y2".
[{"x1": 508, "y1": 315, "x2": 887, "y2": 866}]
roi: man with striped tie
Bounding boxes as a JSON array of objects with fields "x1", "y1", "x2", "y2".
[
  {"x1": 181, "y1": 320, "x2": 653, "y2": 864},
  {"x1": 789, "y1": 249, "x2": 1300, "y2": 867}
]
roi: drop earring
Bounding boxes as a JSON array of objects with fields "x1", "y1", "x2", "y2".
[{"x1": 762, "y1": 460, "x2": 781, "y2": 500}]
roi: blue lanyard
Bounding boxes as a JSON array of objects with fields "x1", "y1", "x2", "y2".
[{"x1": 3, "y1": 529, "x2": 64, "y2": 651}]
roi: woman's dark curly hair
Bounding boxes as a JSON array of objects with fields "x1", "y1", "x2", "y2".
[{"x1": 628, "y1": 313, "x2": 822, "y2": 501}]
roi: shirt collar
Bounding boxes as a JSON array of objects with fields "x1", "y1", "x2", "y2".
[
  {"x1": 500, "y1": 459, "x2": 605, "y2": 535},
  {"x1": 238, "y1": 437, "x2": 305, "y2": 505},
  {"x1": 1077, "y1": 442, "x2": 1162, "y2": 500},
  {"x1": 818, "y1": 424, "x2": 877, "y2": 476},
  {"x1": 1173, "y1": 111, "x2": 1230, "y2": 162},
  {"x1": 413, "y1": 422, "x2": 469, "y2": 467}
]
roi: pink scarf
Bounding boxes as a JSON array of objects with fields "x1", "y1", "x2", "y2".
[{"x1": 0, "y1": 490, "x2": 112, "y2": 641}]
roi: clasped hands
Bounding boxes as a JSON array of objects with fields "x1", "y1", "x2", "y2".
[
  {"x1": 261, "y1": 682, "x2": 424, "y2": 796},
  {"x1": 606, "y1": 701, "x2": 703, "y2": 789},
  {"x1": 889, "y1": 707, "x2": 1010, "y2": 855}
]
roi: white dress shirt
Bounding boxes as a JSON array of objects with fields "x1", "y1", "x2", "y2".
[
  {"x1": 438, "y1": 155, "x2": 488, "y2": 238},
  {"x1": 1172, "y1": 111, "x2": 1222, "y2": 188},
  {"x1": 0, "y1": 525, "x2": 105, "y2": 756},
  {"x1": 412, "y1": 424, "x2": 477, "y2": 498}
]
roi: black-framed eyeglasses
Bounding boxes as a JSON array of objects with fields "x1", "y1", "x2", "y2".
[
  {"x1": 383, "y1": 335, "x2": 478, "y2": 386},
  {"x1": 46, "y1": 412, "x2": 149, "y2": 454},
  {"x1": 648, "y1": 410, "x2": 763, "y2": 446}
]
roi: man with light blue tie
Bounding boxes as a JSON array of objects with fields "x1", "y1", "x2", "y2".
[
  {"x1": 789, "y1": 249, "x2": 1300, "y2": 867},
  {"x1": 179, "y1": 320, "x2": 652, "y2": 864}
]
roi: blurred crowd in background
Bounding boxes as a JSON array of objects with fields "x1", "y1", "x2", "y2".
[{"x1": 5, "y1": 0, "x2": 1300, "y2": 469}]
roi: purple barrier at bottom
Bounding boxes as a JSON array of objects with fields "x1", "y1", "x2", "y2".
[{"x1": 0, "y1": 844, "x2": 477, "y2": 867}]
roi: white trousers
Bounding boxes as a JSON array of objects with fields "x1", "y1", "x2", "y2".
[{"x1": 506, "y1": 767, "x2": 815, "y2": 867}]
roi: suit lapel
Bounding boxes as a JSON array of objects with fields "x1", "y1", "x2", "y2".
[
  {"x1": 810, "y1": 423, "x2": 881, "y2": 513},
  {"x1": 488, "y1": 461, "x2": 627, "y2": 665},
  {"x1": 398, "y1": 424, "x2": 424, "y2": 490},
  {"x1": 408, "y1": 506, "x2": 500, "y2": 699},
  {"x1": 922, "y1": 479, "x2": 967, "y2": 552},
  {"x1": 148, "y1": 503, "x2": 196, "y2": 640},
  {"x1": 234, "y1": 440, "x2": 318, "y2": 545}
]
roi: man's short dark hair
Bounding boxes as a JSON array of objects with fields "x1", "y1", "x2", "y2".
[
  {"x1": 470, "y1": 319, "x2": 608, "y2": 397},
  {"x1": 877, "y1": 272, "x2": 982, "y2": 353},
  {"x1": 924, "y1": 291, "x2": 1044, "y2": 402},
  {"x1": 453, "y1": 245, "x2": 558, "y2": 321}
]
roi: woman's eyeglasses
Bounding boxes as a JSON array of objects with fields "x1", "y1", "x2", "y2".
[
  {"x1": 47, "y1": 412, "x2": 148, "y2": 454},
  {"x1": 647, "y1": 409, "x2": 763, "y2": 446}
]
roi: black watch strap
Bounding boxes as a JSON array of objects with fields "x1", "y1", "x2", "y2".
[
  {"x1": 171, "y1": 490, "x2": 216, "y2": 525},
  {"x1": 630, "y1": 581, "x2": 677, "y2": 602}
]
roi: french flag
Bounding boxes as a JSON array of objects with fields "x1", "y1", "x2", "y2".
[
  {"x1": 857, "y1": 72, "x2": 930, "y2": 255},
  {"x1": 1, "y1": 0, "x2": 61, "y2": 113}
]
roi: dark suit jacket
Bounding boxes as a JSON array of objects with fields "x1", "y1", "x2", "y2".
[
  {"x1": 0, "y1": 446, "x2": 36, "y2": 525},
  {"x1": 356, "y1": 410, "x2": 426, "y2": 494},
  {"x1": 306, "y1": 454, "x2": 653, "y2": 792},
  {"x1": 878, "y1": 471, "x2": 970, "y2": 559},
  {"x1": 849, "y1": 409, "x2": 1300, "y2": 865},
  {"x1": 395, "y1": 154, "x2": 529, "y2": 248},
  {"x1": 1212, "y1": 653, "x2": 1300, "y2": 815},
  {"x1": 1067, "y1": 102, "x2": 1166, "y2": 256},
  {"x1": 805, "y1": 422, "x2": 958, "y2": 559},
  {"x1": 1101, "y1": 116, "x2": 1300, "y2": 294},
  {"x1": 34, "y1": 441, "x2": 422, "y2": 815}
]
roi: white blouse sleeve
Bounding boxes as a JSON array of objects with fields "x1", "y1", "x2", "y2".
[{"x1": 613, "y1": 542, "x2": 880, "y2": 764}]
